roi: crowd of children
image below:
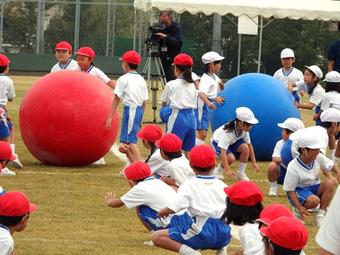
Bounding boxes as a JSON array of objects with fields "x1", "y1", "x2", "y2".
[{"x1": 1, "y1": 40, "x2": 340, "y2": 254}]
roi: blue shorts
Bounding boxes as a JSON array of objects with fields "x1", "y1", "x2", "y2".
[
  {"x1": 138, "y1": 205, "x2": 193, "y2": 231},
  {"x1": 0, "y1": 119, "x2": 10, "y2": 139},
  {"x1": 167, "y1": 109, "x2": 196, "y2": 151},
  {"x1": 277, "y1": 165, "x2": 287, "y2": 185},
  {"x1": 196, "y1": 103, "x2": 211, "y2": 131},
  {"x1": 291, "y1": 91, "x2": 300, "y2": 103},
  {"x1": 212, "y1": 139, "x2": 245, "y2": 159},
  {"x1": 160, "y1": 105, "x2": 172, "y2": 125},
  {"x1": 315, "y1": 106, "x2": 322, "y2": 126},
  {"x1": 120, "y1": 105, "x2": 143, "y2": 144},
  {"x1": 169, "y1": 217, "x2": 231, "y2": 250},
  {"x1": 288, "y1": 184, "x2": 320, "y2": 206}
]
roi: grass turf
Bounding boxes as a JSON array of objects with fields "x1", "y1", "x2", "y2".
[{"x1": 1, "y1": 74, "x2": 321, "y2": 254}]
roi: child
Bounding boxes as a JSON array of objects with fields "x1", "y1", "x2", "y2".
[
  {"x1": 137, "y1": 124, "x2": 169, "y2": 175},
  {"x1": 260, "y1": 216, "x2": 308, "y2": 255},
  {"x1": 320, "y1": 71, "x2": 340, "y2": 162},
  {"x1": 155, "y1": 133, "x2": 195, "y2": 188},
  {"x1": 211, "y1": 107, "x2": 260, "y2": 181},
  {"x1": 0, "y1": 191, "x2": 37, "y2": 255},
  {"x1": 273, "y1": 48, "x2": 304, "y2": 104},
  {"x1": 76, "y1": 46, "x2": 115, "y2": 89},
  {"x1": 105, "y1": 161, "x2": 191, "y2": 232},
  {"x1": 152, "y1": 145, "x2": 231, "y2": 255},
  {"x1": 106, "y1": 50, "x2": 148, "y2": 164},
  {"x1": 0, "y1": 54, "x2": 22, "y2": 169},
  {"x1": 161, "y1": 53, "x2": 198, "y2": 157},
  {"x1": 288, "y1": 65, "x2": 325, "y2": 125},
  {"x1": 50, "y1": 41, "x2": 79, "y2": 72},
  {"x1": 222, "y1": 181, "x2": 264, "y2": 255},
  {"x1": 0, "y1": 141, "x2": 16, "y2": 176},
  {"x1": 283, "y1": 126, "x2": 340, "y2": 227},
  {"x1": 196, "y1": 51, "x2": 225, "y2": 145},
  {"x1": 267, "y1": 118, "x2": 305, "y2": 196}
]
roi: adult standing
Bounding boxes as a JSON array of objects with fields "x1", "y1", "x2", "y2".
[{"x1": 327, "y1": 24, "x2": 340, "y2": 72}]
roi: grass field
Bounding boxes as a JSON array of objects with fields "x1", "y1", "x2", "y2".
[{"x1": 1, "y1": 74, "x2": 322, "y2": 254}]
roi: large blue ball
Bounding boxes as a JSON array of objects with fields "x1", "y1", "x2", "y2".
[{"x1": 211, "y1": 73, "x2": 300, "y2": 161}]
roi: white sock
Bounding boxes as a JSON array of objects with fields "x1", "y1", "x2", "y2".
[
  {"x1": 195, "y1": 138, "x2": 204, "y2": 145},
  {"x1": 269, "y1": 181, "x2": 278, "y2": 188},
  {"x1": 329, "y1": 149, "x2": 335, "y2": 160},
  {"x1": 238, "y1": 162, "x2": 247, "y2": 175},
  {"x1": 10, "y1": 144, "x2": 15, "y2": 154},
  {"x1": 318, "y1": 209, "x2": 326, "y2": 215},
  {"x1": 179, "y1": 244, "x2": 200, "y2": 255},
  {"x1": 334, "y1": 156, "x2": 340, "y2": 165},
  {"x1": 216, "y1": 246, "x2": 227, "y2": 255}
]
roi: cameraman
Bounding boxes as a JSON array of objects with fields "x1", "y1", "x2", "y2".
[{"x1": 155, "y1": 10, "x2": 183, "y2": 81}]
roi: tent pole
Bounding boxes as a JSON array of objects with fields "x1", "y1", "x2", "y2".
[
  {"x1": 257, "y1": 16, "x2": 263, "y2": 73},
  {"x1": 237, "y1": 34, "x2": 241, "y2": 75},
  {"x1": 133, "y1": 10, "x2": 137, "y2": 50}
]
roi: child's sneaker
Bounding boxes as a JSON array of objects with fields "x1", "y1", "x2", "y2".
[
  {"x1": 10, "y1": 154, "x2": 23, "y2": 169},
  {"x1": 314, "y1": 211, "x2": 326, "y2": 227},
  {"x1": 268, "y1": 186, "x2": 278, "y2": 197},
  {"x1": 92, "y1": 157, "x2": 106, "y2": 165},
  {"x1": 235, "y1": 171, "x2": 249, "y2": 181},
  {"x1": 0, "y1": 167, "x2": 16, "y2": 176}
]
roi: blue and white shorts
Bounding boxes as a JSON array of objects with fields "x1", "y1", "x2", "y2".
[
  {"x1": 196, "y1": 100, "x2": 211, "y2": 131},
  {"x1": 160, "y1": 105, "x2": 172, "y2": 126},
  {"x1": 120, "y1": 105, "x2": 143, "y2": 144},
  {"x1": 169, "y1": 216, "x2": 231, "y2": 250},
  {"x1": 212, "y1": 139, "x2": 245, "y2": 159},
  {"x1": 0, "y1": 116, "x2": 10, "y2": 140},
  {"x1": 288, "y1": 184, "x2": 320, "y2": 206}
]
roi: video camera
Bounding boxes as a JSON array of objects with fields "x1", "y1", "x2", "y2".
[{"x1": 145, "y1": 23, "x2": 166, "y2": 56}]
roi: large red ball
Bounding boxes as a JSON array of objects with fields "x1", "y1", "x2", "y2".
[{"x1": 19, "y1": 71, "x2": 119, "y2": 166}]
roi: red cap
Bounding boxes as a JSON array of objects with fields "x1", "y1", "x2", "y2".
[
  {"x1": 76, "y1": 47, "x2": 96, "y2": 60},
  {"x1": 124, "y1": 161, "x2": 151, "y2": 181},
  {"x1": 189, "y1": 144, "x2": 216, "y2": 168},
  {"x1": 0, "y1": 141, "x2": 16, "y2": 161},
  {"x1": 120, "y1": 50, "x2": 141, "y2": 65},
  {"x1": 155, "y1": 134, "x2": 182, "y2": 153},
  {"x1": 55, "y1": 41, "x2": 72, "y2": 52},
  {"x1": 0, "y1": 54, "x2": 10, "y2": 67},
  {"x1": 260, "y1": 216, "x2": 308, "y2": 250},
  {"x1": 173, "y1": 53, "x2": 193, "y2": 67},
  {"x1": 258, "y1": 204, "x2": 294, "y2": 225},
  {"x1": 224, "y1": 181, "x2": 263, "y2": 206},
  {"x1": 0, "y1": 191, "x2": 37, "y2": 216},
  {"x1": 137, "y1": 124, "x2": 163, "y2": 143}
]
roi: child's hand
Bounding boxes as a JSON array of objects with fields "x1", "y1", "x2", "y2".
[
  {"x1": 252, "y1": 162, "x2": 260, "y2": 172},
  {"x1": 226, "y1": 170, "x2": 235, "y2": 178},
  {"x1": 208, "y1": 102, "x2": 216, "y2": 110},
  {"x1": 105, "y1": 117, "x2": 112, "y2": 129},
  {"x1": 105, "y1": 192, "x2": 116, "y2": 206},
  {"x1": 158, "y1": 208, "x2": 170, "y2": 218},
  {"x1": 312, "y1": 114, "x2": 319, "y2": 121},
  {"x1": 297, "y1": 206, "x2": 310, "y2": 220},
  {"x1": 215, "y1": 96, "x2": 224, "y2": 105},
  {"x1": 300, "y1": 91, "x2": 305, "y2": 97}
]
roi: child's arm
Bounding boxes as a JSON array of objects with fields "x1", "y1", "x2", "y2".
[
  {"x1": 142, "y1": 100, "x2": 146, "y2": 113},
  {"x1": 272, "y1": 157, "x2": 282, "y2": 164},
  {"x1": 105, "y1": 192, "x2": 124, "y2": 208},
  {"x1": 220, "y1": 148, "x2": 234, "y2": 177},
  {"x1": 105, "y1": 95, "x2": 120, "y2": 128},
  {"x1": 107, "y1": 80, "x2": 116, "y2": 89},
  {"x1": 248, "y1": 144, "x2": 260, "y2": 172},
  {"x1": 287, "y1": 191, "x2": 310, "y2": 220},
  {"x1": 287, "y1": 82, "x2": 297, "y2": 92},
  {"x1": 199, "y1": 92, "x2": 216, "y2": 110},
  {"x1": 296, "y1": 102, "x2": 315, "y2": 110},
  {"x1": 160, "y1": 176, "x2": 177, "y2": 187},
  {"x1": 158, "y1": 207, "x2": 175, "y2": 218}
]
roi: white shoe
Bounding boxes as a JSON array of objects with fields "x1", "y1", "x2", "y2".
[
  {"x1": 0, "y1": 186, "x2": 5, "y2": 195},
  {"x1": 216, "y1": 247, "x2": 227, "y2": 255},
  {"x1": 235, "y1": 171, "x2": 249, "y2": 181},
  {"x1": 292, "y1": 206, "x2": 305, "y2": 224},
  {"x1": 110, "y1": 144, "x2": 127, "y2": 162},
  {"x1": 92, "y1": 157, "x2": 106, "y2": 165},
  {"x1": 143, "y1": 240, "x2": 154, "y2": 246},
  {"x1": 213, "y1": 167, "x2": 224, "y2": 180},
  {"x1": 10, "y1": 154, "x2": 23, "y2": 169},
  {"x1": 314, "y1": 211, "x2": 325, "y2": 227},
  {"x1": 0, "y1": 167, "x2": 16, "y2": 176},
  {"x1": 268, "y1": 186, "x2": 278, "y2": 197}
]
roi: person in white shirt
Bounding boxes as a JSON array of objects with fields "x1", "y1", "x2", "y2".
[
  {"x1": 320, "y1": 71, "x2": 340, "y2": 163},
  {"x1": 152, "y1": 145, "x2": 230, "y2": 255},
  {"x1": 222, "y1": 180, "x2": 264, "y2": 255},
  {"x1": 106, "y1": 50, "x2": 148, "y2": 164},
  {"x1": 283, "y1": 126, "x2": 340, "y2": 227},
  {"x1": 316, "y1": 186, "x2": 340, "y2": 255},
  {"x1": 0, "y1": 191, "x2": 37, "y2": 255},
  {"x1": 155, "y1": 134, "x2": 195, "y2": 189},
  {"x1": 267, "y1": 118, "x2": 305, "y2": 196},
  {"x1": 50, "y1": 41, "x2": 79, "y2": 73},
  {"x1": 196, "y1": 51, "x2": 225, "y2": 145},
  {"x1": 211, "y1": 107, "x2": 260, "y2": 181},
  {"x1": 105, "y1": 161, "x2": 191, "y2": 231},
  {"x1": 273, "y1": 48, "x2": 304, "y2": 105},
  {"x1": 161, "y1": 53, "x2": 198, "y2": 157},
  {"x1": 288, "y1": 65, "x2": 325, "y2": 125}
]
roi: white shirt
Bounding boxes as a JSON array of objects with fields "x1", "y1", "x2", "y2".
[
  {"x1": 114, "y1": 71, "x2": 148, "y2": 107},
  {"x1": 272, "y1": 139, "x2": 285, "y2": 158},
  {"x1": 273, "y1": 67, "x2": 304, "y2": 90},
  {"x1": 50, "y1": 59, "x2": 79, "y2": 73},
  {"x1": 199, "y1": 73, "x2": 221, "y2": 99},
  {"x1": 168, "y1": 176, "x2": 227, "y2": 218},
  {"x1": 283, "y1": 153, "x2": 334, "y2": 191},
  {"x1": 212, "y1": 124, "x2": 251, "y2": 150},
  {"x1": 316, "y1": 186, "x2": 340, "y2": 254},
  {"x1": 164, "y1": 78, "x2": 198, "y2": 110},
  {"x1": 296, "y1": 82, "x2": 325, "y2": 107},
  {"x1": 239, "y1": 223, "x2": 265, "y2": 255},
  {"x1": 83, "y1": 65, "x2": 111, "y2": 84},
  {"x1": 0, "y1": 75, "x2": 15, "y2": 106},
  {"x1": 148, "y1": 149, "x2": 170, "y2": 177},
  {"x1": 0, "y1": 226, "x2": 14, "y2": 255},
  {"x1": 321, "y1": 91, "x2": 340, "y2": 111},
  {"x1": 168, "y1": 154, "x2": 195, "y2": 186},
  {"x1": 121, "y1": 177, "x2": 176, "y2": 211}
]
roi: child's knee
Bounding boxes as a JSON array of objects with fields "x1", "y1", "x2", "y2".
[
  {"x1": 304, "y1": 195, "x2": 320, "y2": 209},
  {"x1": 267, "y1": 162, "x2": 279, "y2": 174},
  {"x1": 239, "y1": 144, "x2": 249, "y2": 155},
  {"x1": 151, "y1": 231, "x2": 163, "y2": 246},
  {"x1": 227, "y1": 153, "x2": 235, "y2": 164}
]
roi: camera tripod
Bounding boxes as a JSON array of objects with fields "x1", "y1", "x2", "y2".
[{"x1": 142, "y1": 48, "x2": 167, "y2": 124}]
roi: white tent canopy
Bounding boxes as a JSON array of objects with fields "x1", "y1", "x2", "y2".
[{"x1": 134, "y1": 0, "x2": 340, "y2": 21}]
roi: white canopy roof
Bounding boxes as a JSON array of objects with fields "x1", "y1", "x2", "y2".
[{"x1": 134, "y1": 0, "x2": 340, "y2": 21}]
